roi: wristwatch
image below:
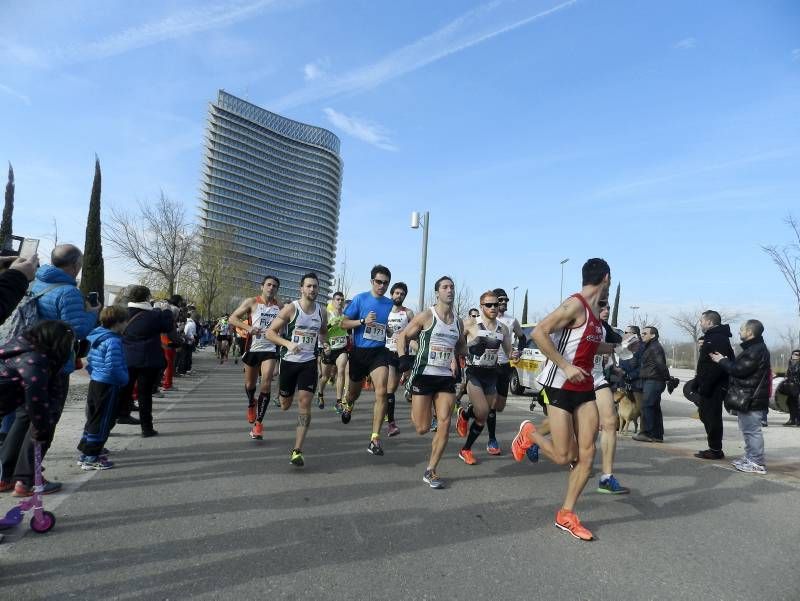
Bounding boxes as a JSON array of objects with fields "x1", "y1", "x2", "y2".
[{"x1": 360, "y1": 318, "x2": 365, "y2": 325}]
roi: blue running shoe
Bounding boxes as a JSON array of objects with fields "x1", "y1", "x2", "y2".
[
  {"x1": 486, "y1": 438, "x2": 502, "y2": 455},
  {"x1": 597, "y1": 474, "x2": 630, "y2": 494},
  {"x1": 526, "y1": 443, "x2": 540, "y2": 463},
  {"x1": 430, "y1": 417, "x2": 438, "y2": 432}
]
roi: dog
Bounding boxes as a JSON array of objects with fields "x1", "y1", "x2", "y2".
[{"x1": 615, "y1": 388, "x2": 641, "y2": 434}]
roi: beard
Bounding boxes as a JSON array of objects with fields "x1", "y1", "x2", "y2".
[{"x1": 393, "y1": 298, "x2": 404, "y2": 307}]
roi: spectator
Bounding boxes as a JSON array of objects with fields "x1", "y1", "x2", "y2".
[
  {"x1": 181, "y1": 312, "x2": 198, "y2": 375},
  {"x1": 693, "y1": 310, "x2": 735, "y2": 460},
  {"x1": 0, "y1": 254, "x2": 39, "y2": 325},
  {"x1": 633, "y1": 326, "x2": 670, "y2": 443},
  {"x1": 710, "y1": 319, "x2": 771, "y2": 474},
  {"x1": 117, "y1": 285, "x2": 174, "y2": 437},
  {"x1": 0, "y1": 244, "x2": 99, "y2": 496},
  {"x1": 619, "y1": 325, "x2": 644, "y2": 408},
  {"x1": 0, "y1": 320, "x2": 76, "y2": 493},
  {"x1": 779, "y1": 349, "x2": 800, "y2": 426},
  {"x1": 77, "y1": 306, "x2": 130, "y2": 470}
]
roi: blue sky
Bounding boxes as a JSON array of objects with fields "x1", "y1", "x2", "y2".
[{"x1": 1, "y1": 0, "x2": 799, "y2": 344}]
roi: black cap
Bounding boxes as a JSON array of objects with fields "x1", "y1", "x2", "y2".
[{"x1": 493, "y1": 288, "x2": 508, "y2": 299}]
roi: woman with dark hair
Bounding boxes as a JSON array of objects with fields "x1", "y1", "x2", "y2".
[
  {"x1": 0, "y1": 320, "x2": 75, "y2": 493},
  {"x1": 116, "y1": 285, "x2": 174, "y2": 437}
]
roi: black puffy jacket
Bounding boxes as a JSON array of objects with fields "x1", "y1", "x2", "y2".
[
  {"x1": 695, "y1": 324, "x2": 735, "y2": 399},
  {"x1": 640, "y1": 339, "x2": 669, "y2": 381},
  {"x1": 719, "y1": 336, "x2": 771, "y2": 413}
]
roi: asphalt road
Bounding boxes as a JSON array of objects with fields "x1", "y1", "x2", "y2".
[{"x1": 1, "y1": 350, "x2": 798, "y2": 601}]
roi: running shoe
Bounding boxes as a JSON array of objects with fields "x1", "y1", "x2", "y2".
[
  {"x1": 387, "y1": 421, "x2": 400, "y2": 437},
  {"x1": 597, "y1": 475, "x2": 630, "y2": 495},
  {"x1": 341, "y1": 404, "x2": 352, "y2": 424},
  {"x1": 80, "y1": 456, "x2": 114, "y2": 471},
  {"x1": 335, "y1": 400, "x2": 343, "y2": 415},
  {"x1": 554, "y1": 509, "x2": 593, "y2": 541},
  {"x1": 486, "y1": 438, "x2": 502, "y2": 456},
  {"x1": 247, "y1": 405, "x2": 256, "y2": 424},
  {"x1": 272, "y1": 397, "x2": 281, "y2": 407},
  {"x1": 367, "y1": 438, "x2": 384, "y2": 456},
  {"x1": 730, "y1": 455, "x2": 749, "y2": 469},
  {"x1": 456, "y1": 408, "x2": 469, "y2": 438},
  {"x1": 458, "y1": 448, "x2": 478, "y2": 465},
  {"x1": 423, "y1": 468, "x2": 444, "y2": 489},
  {"x1": 511, "y1": 420, "x2": 536, "y2": 462},
  {"x1": 317, "y1": 394, "x2": 325, "y2": 410},
  {"x1": 250, "y1": 422, "x2": 264, "y2": 440},
  {"x1": 430, "y1": 417, "x2": 438, "y2": 432},
  {"x1": 526, "y1": 443, "x2": 540, "y2": 463},
  {"x1": 733, "y1": 458, "x2": 766, "y2": 474},
  {"x1": 290, "y1": 449, "x2": 304, "y2": 467}
]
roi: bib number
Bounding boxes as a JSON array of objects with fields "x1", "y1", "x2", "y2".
[
  {"x1": 475, "y1": 348, "x2": 498, "y2": 367},
  {"x1": 429, "y1": 344, "x2": 453, "y2": 368},
  {"x1": 292, "y1": 328, "x2": 318, "y2": 351},
  {"x1": 364, "y1": 323, "x2": 386, "y2": 342},
  {"x1": 330, "y1": 335, "x2": 348, "y2": 350}
]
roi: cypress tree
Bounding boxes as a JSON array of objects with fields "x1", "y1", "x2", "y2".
[
  {"x1": 80, "y1": 156, "x2": 104, "y2": 299},
  {"x1": 1, "y1": 163, "x2": 14, "y2": 250},
  {"x1": 610, "y1": 282, "x2": 621, "y2": 327},
  {"x1": 521, "y1": 289, "x2": 528, "y2": 324}
]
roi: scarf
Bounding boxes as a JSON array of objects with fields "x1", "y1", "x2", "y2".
[{"x1": 128, "y1": 301, "x2": 153, "y2": 311}]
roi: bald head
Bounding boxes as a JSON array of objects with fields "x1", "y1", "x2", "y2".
[{"x1": 51, "y1": 244, "x2": 83, "y2": 276}]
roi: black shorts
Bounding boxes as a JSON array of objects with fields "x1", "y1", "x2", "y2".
[
  {"x1": 217, "y1": 335, "x2": 232, "y2": 343},
  {"x1": 279, "y1": 359, "x2": 318, "y2": 396},
  {"x1": 321, "y1": 348, "x2": 347, "y2": 365},
  {"x1": 349, "y1": 347, "x2": 389, "y2": 382},
  {"x1": 410, "y1": 374, "x2": 456, "y2": 396},
  {"x1": 241, "y1": 350, "x2": 279, "y2": 367},
  {"x1": 386, "y1": 350, "x2": 400, "y2": 369},
  {"x1": 542, "y1": 385, "x2": 595, "y2": 414},
  {"x1": 466, "y1": 367, "x2": 498, "y2": 395},
  {"x1": 496, "y1": 363, "x2": 512, "y2": 398}
]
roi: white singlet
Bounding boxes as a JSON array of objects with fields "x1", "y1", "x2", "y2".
[
  {"x1": 282, "y1": 300, "x2": 323, "y2": 363},
  {"x1": 412, "y1": 306, "x2": 461, "y2": 378},
  {"x1": 248, "y1": 297, "x2": 280, "y2": 353},
  {"x1": 496, "y1": 314, "x2": 517, "y2": 364},
  {"x1": 385, "y1": 308, "x2": 411, "y2": 353}
]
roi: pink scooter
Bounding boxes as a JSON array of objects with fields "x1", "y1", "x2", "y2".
[{"x1": 0, "y1": 442, "x2": 56, "y2": 534}]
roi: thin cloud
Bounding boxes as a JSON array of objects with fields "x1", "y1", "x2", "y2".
[
  {"x1": 273, "y1": 0, "x2": 578, "y2": 111},
  {"x1": 674, "y1": 37, "x2": 696, "y2": 50},
  {"x1": 792, "y1": 48, "x2": 800, "y2": 62},
  {"x1": 323, "y1": 108, "x2": 397, "y2": 151},
  {"x1": 304, "y1": 58, "x2": 330, "y2": 81},
  {"x1": 0, "y1": 83, "x2": 31, "y2": 105}
]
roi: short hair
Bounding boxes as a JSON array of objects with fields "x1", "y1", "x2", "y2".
[
  {"x1": 744, "y1": 319, "x2": 764, "y2": 338},
  {"x1": 22, "y1": 320, "x2": 75, "y2": 369},
  {"x1": 479, "y1": 290, "x2": 498, "y2": 304},
  {"x1": 169, "y1": 294, "x2": 183, "y2": 306},
  {"x1": 645, "y1": 326, "x2": 659, "y2": 339},
  {"x1": 127, "y1": 285, "x2": 151, "y2": 303},
  {"x1": 581, "y1": 258, "x2": 611, "y2": 286},
  {"x1": 434, "y1": 275, "x2": 454, "y2": 292},
  {"x1": 370, "y1": 264, "x2": 391, "y2": 281},
  {"x1": 627, "y1": 325, "x2": 641, "y2": 336},
  {"x1": 791, "y1": 349, "x2": 800, "y2": 355},
  {"x1": 702, "y1": 310, "x2": 721, "y2": 326},
  {"x1": 262, "y1": 275, "x2": 280, "y2": 287},
  {"x1": 332, "y1": 291, "x2": 344, "y2": 299},
  {"x1": 300, "y1": 272, "x2": 319, "y2": 286},
  {"x1": 390, "y1": 282, "x2": 408, "y2": 295},
  {"x1": 468, "y1": 307, "x2": 479, "y2": 315},
  {"x1": 100, "y1": 305, "x2": 128, "y2": 328},
  {"x1": 51, "y1": 244, "x2": 82, "y2": 269}
]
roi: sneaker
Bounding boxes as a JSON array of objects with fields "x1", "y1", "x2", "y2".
[
  {"x1": 554, "y1": 509, "x2": 594, "y2": 541},
  {"x1": 341, "y1": 404, "x2": 352, "y2": 424},
  {"x1": 632, "y1": 432, "x2": 654, "y2": 442},
  {"x1": 526, "y1": 443, "x2": 540, "y2": 463},
  {"x1": 458, "y1": 448, "x2": 478, "y2": 465},
  {"x1": 81, "y1": 456, "x2": 114, "y2": 471},
  {"x1": 694, "y1": 449, "x2": 725, "y2": 460},
  {"x1": 761, "y1": 421, "x2": 769, "y2": 428},
  {"x1": 12, "y1": 479, "x2": 62, "y2": 497},
  {"x1": 317, "y1": 394, "x2": 324, "y2": 410},
  {"x1": 486, "y1": 438, "x2": 502, "y2": 456},
  {"x1": 734, "y1": 458, "x2": 766, "y2": 474},
  {"x1": 141, "y1": 429, "x2": 159, "y2": 438},
  {"x1": 511, "y1": 420, "x2": 536, "y2": 462},
  {"x1": 335, "y1": 400, "x2": 344, "y2": 415},
  {"x1": 430, "y1": 417, "x2": 438, "y2": 432},
  {"x1": 387, "y1": 421, "x2": 400, "y2": 437},
  {"x1": 0, "y1": 481, "x2": 14, "y2": 493},
  {"x1": 423, "y1": 468, "x2": 444, "y2": 489},
  {"x1": 116, "y1": 415, "x2": 141, "y2": 426},
  {"x1": 247, "y1": 405, "x2": 256, "y2": 424},
  {"x1": 290, "y1": 449, "x2": 304, "y2": 467},
  {"x1": 272, "y1": 397, "x2": 281, "y2": 407},
  {"x1": 367, "y1": 439, "x2": 384, "y2": 456},
  {"x1": 597, "y1": 474, "x2": 629, "y2": 495},
  {"x1": 456, "y1": 408, "x2": 469, "y2": 438},
  {"x1": 250, "y1": 422, "x2": 264, "y2": 440}
]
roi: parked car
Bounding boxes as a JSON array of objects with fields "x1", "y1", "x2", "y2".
[{"x1": 509, "y1": 324, "x2": 546, "y2": 396}]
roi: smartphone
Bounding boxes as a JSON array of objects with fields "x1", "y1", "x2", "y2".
[
  {"x1": 19, "y1": 238, "x2": 39, "y2": 260},
  {"x1": 88, "y1": 292, "x2": 99, "y2": 307}
]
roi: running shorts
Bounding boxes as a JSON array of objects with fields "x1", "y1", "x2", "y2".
[
  {"x1": 386, "y1": 350, "x2": 400, "y2": 370},
  {"x1": 496, "y1": 363, "x2": 512, "y2": 397},
  {"x1": 241, "y1": 350, "x2": 279, "y2": 367},
  {"x1": 349, "y1": 347, "x2": 389, "y2": 382},
  {"x1": 466, "y1": 367, "x2": 498, "y2": 395},
  {"x1": 321, "y1": 348, "x2": 347, "y2": 366},
  {"x1": 279, "y1": 359, "x2": 318, "y2": 396},
  {"x1": 410, "y1": 374, "x2": 456, "y2": 396},
  {"x1": 217, "y1": 335, "x2": 232, "y2": 343},
  {"x1": 542, "y1": 385, "x2": 595, "y2": 414}
]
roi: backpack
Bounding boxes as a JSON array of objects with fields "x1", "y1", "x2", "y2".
[{"x1": 0, "y1": 283, "x2": 69, "y2": 345}]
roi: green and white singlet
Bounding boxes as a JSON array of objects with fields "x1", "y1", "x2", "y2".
[
  {"x1": 281, "y1": 300, "x2": 323, "y2": 363},
  {"x1": 410, "y1": 306, "x2": 461, "y2": 378}
]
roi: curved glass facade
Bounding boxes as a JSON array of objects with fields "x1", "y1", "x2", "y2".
[{"x1": 199, "y1": 90, "x2": 342, "y2": 297}]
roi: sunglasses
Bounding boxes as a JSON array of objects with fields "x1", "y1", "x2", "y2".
[
  {"x1": 497, "y1": 298, "x2": 509, "y2": 303},
  {"x1": 482, "y1": 302, "x2": 499, "y2": 308},
  {"x1": 469, "y1": 313, "x2": 479, "y2": 318},
  {"x1": 373, "y1": 279, "x2": 390, "y2": 286}
]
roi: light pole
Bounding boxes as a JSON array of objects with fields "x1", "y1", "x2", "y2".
[
  {"x1": 559, "y1": 258, "x2": 569, "y2": 302},
  {"x1": 411, "y1": 211, "x2": 430, "y2": 313},
  {"x1": 512, "y1": 286, "x2": 519, "y2": 321},
  {"x1": 630, "y1": 305, "x2": 640, "y2": 327}
]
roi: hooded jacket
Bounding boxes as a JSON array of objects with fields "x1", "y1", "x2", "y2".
[
  {"x1": 86, "y1": 326, "x2": 129, "y2": 386},
  {"x1": 695, "y1": 324, "x2": 735, "y2": 399},
  {"x1": 719, "y1": 336, "x2": 771, "y2": 413},
  {"x1": 30, "y1": 265, "x2": 98, "y2": 374},
  {"x1": 123, "y1": 305, "x2": 174, "y2": 369}
]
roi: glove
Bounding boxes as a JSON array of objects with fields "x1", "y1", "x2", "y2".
[{"x1": 397, "y1": 355, "x2": 413, "y2": 374}]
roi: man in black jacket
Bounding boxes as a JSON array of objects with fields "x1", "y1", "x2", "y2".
[
  {"x1": 693, "y1": 311, "x2": 735, "y2": 459},
  {"x1": 633, "y1": 326, "x2": 670, "y2": 443},
  {"x1": 0, "y1": 255, "x2": 38, "y2": 325},
  {"x1": 710, "y1": 319, "x2": 770, "y2": 473}
]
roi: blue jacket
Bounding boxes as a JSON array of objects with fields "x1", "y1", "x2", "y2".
[
  {"x1": 31, "y1": 265, "x2": 98, "y2": 374},
  {"x1": 86, "y1": 327, "x2": 129, "y2": 386}
]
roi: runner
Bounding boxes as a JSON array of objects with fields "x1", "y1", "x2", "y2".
[
  {"x1": 511, "y1": 258, "x2": 613, "y2": 541},
  {"x1": 265, "y1": 273, "x2": 327, "y2": 467},
  {"x1": 385, "y1": 282, "x2": 415, "y2": 437},
  {"x1": 456, "y1": 291, "x2": 516, "y2": 465},
  {"x1": 396, "y1": 276, "x2": 466, "y2": 488},
  {"x1": 489, "y1": 288, "x2": 527, "y2": 455},
  {"x1": 228, "y1": 275, "x2": 282, "y2": 438},
  {"x1": 317, "y1": 291, "x2": 349, "y2": 412},
  {"x1": 454, "y1": 307, "x2": 480, "y2": 406},
  {"x1": 340, "y1": 265, "x2": 395, "y2": 456},
  {"x1": 214, "y1": 314, "x2": 233, "y2": 364}
]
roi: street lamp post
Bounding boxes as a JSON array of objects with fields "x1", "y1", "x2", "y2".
[
  {"x1": 559, "y1": 258, "x2": 569, "y2": 302},
  {"x1": 411, "y1": 211, "x2": 430, "y2": 313},
  {"x1": 512, "y1": 286, "x2": 519, "y2": 321},
  {"x1": 630, "y1": 305, "x2": 640, "y2": 327}
]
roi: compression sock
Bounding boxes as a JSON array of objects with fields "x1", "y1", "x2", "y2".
[
  {"x1": 256, "y1": 392, "x2": 270, "y2": 422},
  {"x1": 465, "y1": 405, "x2": 475, "y2": 420},
  {"x1": 386, "y1": 393, "x2": 396, "y2": 421},
  {"x1": 463, "y1": 421, "x2": 485, "y2": 451},
  {"x1": 246, "y1": 387, "x2": 256, "y2": 407},
  {"x1": 487, "y1": 409, "x2": 497, "y2": 440}
]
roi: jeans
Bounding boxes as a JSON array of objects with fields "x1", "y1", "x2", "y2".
[
  {"x1": 641, "y1": 379, "x2": 665, "y2": 440},
  {"x1": 737, "y1": 410, "x2": 765, "y2": 466}
]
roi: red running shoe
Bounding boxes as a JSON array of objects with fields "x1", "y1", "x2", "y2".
[
  {"x1": 456, "y1": 408, "x2": 469, "y2": 438},
  {"x1": 554, "y1": 509, "x2": 594, "y2": 541},
  {"x1": 250, "y1": 422, "x2": 263, "y2": 440},
  {"x1": 247, "y1": 405, "x2": 256, "y2": 424},
  {"x1": 458, "y1": 449, "x2": 478, "y2": 465},
  {"x1": 511, "y1": 420, "x2": 536, "y2": 462}
]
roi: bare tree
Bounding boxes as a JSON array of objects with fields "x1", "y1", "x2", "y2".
[
  {"x1": 779, "y1": 325, "x2": 800, "y2": 351},
  {"x1": 671, "y1": 307, "x2": 743, "y2": 366},
  {"x1": 421, "y1": 277, "x2": 474, "y2": 316},
  {"x1": 332, "y1": 249, "x2": 352, "y2": 299},
  {"x1": 105, "y1": 193, "x2": 195, "y2": 297},
  {"x1": 186, "y1": 229, "x2": 247, "y2": 319},
  {"x1": 762, "y1": 214, "x2": 800, "y2": 317}
]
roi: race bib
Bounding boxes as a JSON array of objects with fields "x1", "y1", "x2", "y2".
[
  {"x1": 363, "y1": 323, "x2": 386, "y2": 342},
  {"x1": 292, "y1": 328, "x2": 318, "y2": 350},
  {"x1": 429, "y1": 344, "x2": 453, "y2": 367},
  {"x1": 474, "y1": 348, "x2": 498, "y2": 367},
  {"x1": 254, "y1": 315, "x2": 275, "y2": 339},
  {"x1": 330, "y1": 335, "x2": 348, "y2": 350},
  {"x1": 593, "y1": 355, "x2": 604, "y2": 368}
]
